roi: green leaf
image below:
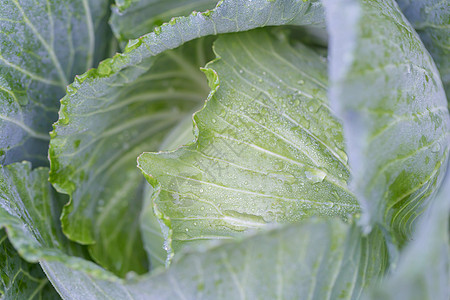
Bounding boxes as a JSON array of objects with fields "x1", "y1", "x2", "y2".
[
  {"x1": 138, "y1": 28, "x2": 359, "y2": 257},
  {"x1": 0, "y1": 230, "x2": 60, "y2": 299},
  {"x1": 325, "y1": 0, "x2": 450, "y2": 246},
  {"x1": 41, "y1": 218, "x2": 388, "y2": 299},
  {"x1": 0, "y1": 162, "x2": 117, "y2": 281},
  {"x1": 0, "y1": 0, "x2": 112, "y2": 166},
  {"x1": 49, "y1": 0, "x2": 325, "y2": 275},
  {"x1": 367, "y1": 164, "x2": 450, "y2": 300},
  {"x1": 0, "y1": 162, "x2": 387, "y2": 299},
  {"x1": 110, "y1": 0, "x2": 219, "y2": 42},
  {"x1": 397, "y1": 0, "x2": 450, "y2": 102},
  {"x1": 49, "y1": 36, "x2": 215, "y2": 276}
]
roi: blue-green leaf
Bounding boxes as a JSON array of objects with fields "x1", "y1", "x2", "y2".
[
  {"x1": 397, "y1": 0, "x2": 450, "y2": 102},
  {"x1": 325, "y1": 0, "x2": 450, "y2": 246},
  {"x1": 0, "y1": 230, "x2": 60, "y2": 299},
  {"x1": 0, "y1": 0, "x2": 112, "y2": 166},
  {"x1": 367, "y1": 164, "x2": 450, "y2": 300},
  {"x1": 0, "y1": 162, "x2": 116, "y2": 281}
]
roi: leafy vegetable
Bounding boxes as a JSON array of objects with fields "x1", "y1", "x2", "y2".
[
  {"x1": 0, "y1": 0, "x2": 448, "y2": 299},
  {"x1": 48, "y1": 0, "x2": 324, "y2": 275}
]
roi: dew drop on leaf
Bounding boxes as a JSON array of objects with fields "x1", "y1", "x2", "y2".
[
  {"x1": 431, "y1": 142, "x2": 441, "y2": 153},
  {"x1": 305, "y1": 169, "x2": 326, "y2": 183}
]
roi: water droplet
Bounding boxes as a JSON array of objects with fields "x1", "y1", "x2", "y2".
[
  {"x1": 262, "y1": 71, "x2": 266, "y2": 75},
  {"x1": 199, "y1": 188, "x2": 204, "y2": 193},
  {"x1": 325, "y1": 201, "x2": 334, "y2": 208},
  {"x1": 270, "y1": 172, "x2": 296, "y2": 184},
  {"x1": 264, "y1": 211, "x2": 276, "y2": 222},
  {"x1": 305, "y1": 169, "x2": 327, "y2": 183},
  {"x1": 200, "y1": 206, "x2": 205, "y2": 211},
  {"x1": 223, "y1": 210, "x2": 267, "y2": 229},
  {"x1": 211, "y1": 118, "x2": 216, "y2": 123},
  {"x1": 299, "y1": 118, "x2": 310, "y2": 129},
  {"x1": 171, "y1": 193, "x2": 180, "y2": 202},
  {"x1": 297, "y1": 80, "x2": 304, "y2": 85},
  {"x1": 126, "y1": 271, "x2": 138, "y2": 281},
  {"x1": 432, "y1": 143, "x2": 441, "y2": 153},
  {"x1": 239, "y1": 69, "x2": 243, "y2": 74},
  {"x1": 185, "y1": 228, "x2": 189, "y2": 232}
]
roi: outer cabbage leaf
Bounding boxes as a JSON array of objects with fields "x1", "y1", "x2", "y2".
[
  {"x1": 0, "y1": 230, "x2": 60, "y2": 299},
  {"x1": 41, "y1": 218, "x2": 388, "y2": 300},
  {"x1": 49, "y1": 0, "x2": 325, "y2": 275},
  {"x1": 110, "y1": 0, "x2": 219, "y2": 43},
  {"x1": 138, "y1": 29, "x2": 359, "y2": 258},
  {"x1": 397, "y1": 0, "x2": 450, "y2": 102},
  {"x1": 367, "y1": 163, "x2": 450, "y2": 300},
  {"x1": 0, "y1": 162, "x2": 120, "y2": 289},
  {"x1": 0, "y1": 0, "x2": 112, "y2": 166},
  {"x1": 325, "y1": 0, "x2": 450, "y2": 246},
  {"x1": 0, "y1": 163, "x2": 388, "y2": 300}
]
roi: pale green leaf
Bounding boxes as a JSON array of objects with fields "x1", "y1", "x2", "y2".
[
  {"x1": 0, "y1": 0, "x2": 112, "y2": 166},
  {"x1": 0, "y1": 162, "x2": 387, "y2": 300},
  {"x1": 325, "y1": 0, "x2": 450, "y2": 246},
  {"x1": 0, "y1": 230, "x2": 60, "y2": 299},
  {"x1": 138, "y1": 28, "x2": 359, "y2": 257},
  {"x1": 110, "y1": 0, "x2": 219, "y2": 42},
  {"x1": 397, "y1": 0, "x2": 450, "y2": 102},
  {"x1": 49, "y1": 0, "x2": 325, "y2": 275},
  {"x1": 41, "y1": 218, "x2": 388, "y2": 300}
]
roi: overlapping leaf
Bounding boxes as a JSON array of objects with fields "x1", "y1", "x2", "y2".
[
  {"x1": 397, "y1": 0, "x2": 450, "y2": 102},
  {"x1": 0, "y1": 0, "x2": 112, "y2": 166},
  {"x1": 41, "y1": 218, "x2": 388, "y2": 300},
  {"x1": 0, "y1": 230, "x2": 60, "y2": 299},
  {"x1": 49, "y1": 0, "x2": 325, "y2": 275},
  {"x1": 49, "y1": 37, "x2": 214, "y2": 275},
  {"x1": 0, "y1": 163, "x2": 119, "y2": 285},
  {"x1": 110, "y1": 0, "x2": 219, "y2": 42},
  {"x1": 139, "y1": 28, "x2": 359, "y2": 257},
  {"x1": 325, "y1": 0, "x2": 450, "y2": 246},
  {"x1": 0, "y1": 162, "x2": 388, "y2": 300}
]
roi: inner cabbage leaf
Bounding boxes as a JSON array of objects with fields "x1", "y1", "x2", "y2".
[{"x1": 138, "y1": 28, "x2": 359, "y2": 257}]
